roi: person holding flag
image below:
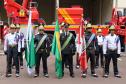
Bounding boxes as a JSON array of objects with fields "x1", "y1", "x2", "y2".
[
  {"x1": 76, "y1": 18, "x2": 88, "y2": 78},
  {"x1": 34, "y1": 25, "x2": 50, "y2": 78},
  {"x1": 60, "y1": 23, "x2": 76, "y2": 78},
  {"x1": 81, "y1": 23, "x2": 99, "y2": 78},
  {"x1": 60, "y1": 22, "x2": 69, "y2": 69}
]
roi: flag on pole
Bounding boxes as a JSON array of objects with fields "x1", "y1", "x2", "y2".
[
  {"x1": 3, "y1": 25, "x2": 9, "y2": 38},
  {"x1": 77, "y1": 18, "x2": 87, "y2": 71},
  {"x1": 51, "y1": 17, "x2": 62, "y2": 79},
  {"x1": 25, "y1": 11, "x2": 35, "y2": 75}
]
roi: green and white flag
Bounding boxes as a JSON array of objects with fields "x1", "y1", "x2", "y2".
[{"x1": 25, "y1": 11, "x2": 35, "y2": 75}]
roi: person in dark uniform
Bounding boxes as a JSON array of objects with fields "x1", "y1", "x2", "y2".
[
  {"x1": 81, "y1": 23, "x2": 99, "y2": 78},
  {"x1": 4, "y1": 24, "x2": 20, "y2": 77},
  {"x1": 34, "y1": 25, "x2": 50, "y2": 78},
  {"x1": 103, "y1": 25, "x2": 121, "y2": 78},
  {"x1": 60, "y1": 23, "x2": 76, "y2": 78},
  {"x1": 60, "y1": 22, "x2": 69, "y2": 69},
  {"x1": 95, "y1": 29, "x2": 104, "y2": 68}
]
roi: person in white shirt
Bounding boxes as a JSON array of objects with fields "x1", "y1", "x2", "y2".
[
  {"x1": 95, "y1": 29, "x2": 104, "y2": 68},
  {"x1": 103, "y1": 25, "x2": 121, "y2": 78},
  {"x1": 16, "y1": 24, "x2": 25, "y2": 69},
  {"x1": 4, "y1": 24, "x2": 20, "y2": 77}
]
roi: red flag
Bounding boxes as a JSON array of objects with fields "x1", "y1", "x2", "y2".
[
  {"x1": 111, "y1": 8, "x2": 118, "y2": 25},
  {"x1": 3, "y1": 25, "x2": 9, "y2": 38},
  {"x1": 76, "y1": 18, "x2": 87, "y2": 71}
]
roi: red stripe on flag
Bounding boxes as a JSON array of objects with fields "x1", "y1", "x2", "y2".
[{"x1": 78, "y1": 18, "x2": 88, "y2": 71}]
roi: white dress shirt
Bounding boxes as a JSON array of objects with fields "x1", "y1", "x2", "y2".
[
  {"x1": 103, "y1": 34, "x2": 121, "y2": 54},
  {"x1": 17, "y1": 32, "x2": 25, "y2": 52},
  {"x1": 4, "y1": 33, "x2": 19, "y2": 51},
  {"x1": 97, "y1": 35, "x2": 104, "y2": 46}
]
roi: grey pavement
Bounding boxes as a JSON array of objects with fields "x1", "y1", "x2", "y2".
[{"x1": 0, "y1": 44, "x2": 126, "y2": 84}]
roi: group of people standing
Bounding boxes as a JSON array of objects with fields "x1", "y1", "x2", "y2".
[
  {"x1": 76, "y1": 23, "x2": 121, "y2": 78},
  {"x1": 3, "y1": 22, "x2": 122, "y2": 78}
]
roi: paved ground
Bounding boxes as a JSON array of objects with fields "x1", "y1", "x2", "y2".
[{"x1": 0, "y1": 52, "x2": 126, "y2": 84}]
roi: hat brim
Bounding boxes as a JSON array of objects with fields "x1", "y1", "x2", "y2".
[
  {"x1": 10, "y1": 27, "x2": 16, "y2": 29},
  {"x1": 97, "y1": 31, "x2": 102, "y2": 33},
  {"x1": 38, "y1": 29, "x2": 44, "y2": 31},
  {"x1": 86, "y1": 27, "x2": 92, "y2": 29}
]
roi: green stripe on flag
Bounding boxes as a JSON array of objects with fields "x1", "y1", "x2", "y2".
[{"x1": 51, "y1": 19, "x2": 62, "y2": 79}]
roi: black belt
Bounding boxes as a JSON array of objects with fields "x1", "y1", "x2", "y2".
[
  {"x1": 87, "y1": 47, "x2": 94, "y2": 50},
  {"x1": 39, "y1": 49, "x2": 45, "y2": 51},
  {"x1": 108, "y1": 49, "x2": 117, "y2": 52},
  {"x1": 8, "y1": 44, "x2": 17, "y2": 48}
]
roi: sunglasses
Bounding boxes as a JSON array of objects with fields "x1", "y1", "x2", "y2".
[{"x1": 39, "y1": 29, "x2": 44, "y2": 31}]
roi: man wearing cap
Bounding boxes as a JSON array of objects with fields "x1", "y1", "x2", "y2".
[
  {"x1": 60, "y1": 22, "x2": 69, "y2": 69},
  {"x1": 34, "y1": 25, "x2": 51, "y2": 78},
  {"x1": 103, "y1": 25, "x2": 121, "y2": 78},
  {"x1": 4, "y1": 24, "x2": 20, "y2": 77},
  {"x1": 16, "y1": 24, "x2": 25, "y2": 69},
  {"x1": 81, "y1": 23, "x2": 99, "y2": 78},
  {"x1": 60, "y1": 23, "x2": 76, "y2": 78},
  {"x1": 95, "y1": 29, "x2": 104, "y2": 68}
]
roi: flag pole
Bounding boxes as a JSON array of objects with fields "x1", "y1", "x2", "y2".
[{"x1": 55, "y1": 0, "x2": 59, "y2": 21}]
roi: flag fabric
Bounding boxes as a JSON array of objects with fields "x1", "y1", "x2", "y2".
[
  {"x1": 111, "y1": 8, "x2": 118, "y2": 25},
  {"x1": 51, "y1": 19, "x2": 62, "y2": 79},
  {"x1": 25, "y1": 11, "x2": 35, "y2": 75},
  {"x1": 3, "y1": 25, "x2": 9, "y2": 38},
  {"x1": 77, "y1": 18, "x2": 87, "y2": 71}
]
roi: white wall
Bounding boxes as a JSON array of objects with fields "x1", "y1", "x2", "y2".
[{"x1": 117, "y1": 0, "x2": 126, "y2": 8}]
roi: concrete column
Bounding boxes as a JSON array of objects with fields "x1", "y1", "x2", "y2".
[{"x1": 101, "y1": 0, "x2": 113, "y2": 24}]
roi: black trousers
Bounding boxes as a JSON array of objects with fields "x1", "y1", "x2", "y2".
[
  {"x1": 35, "y1": 52, "x2": 48, "y2": 75},
  {"x1": 96, "y1": 46, "x2": 104, "y2": 67},
  {"x1": 6, "y1": 46, "x2": 19, "y2": 74},
  {"x1": 12, "y1": 51, "x2": 23, "y2": 66},
  {"x1": 18, "y1": 51, "x2": 23, "y2": 66},
  {"x1": 62, "y1": 53, "x2": 73, "y2": 75},
  {"x1": 83, "y1": 49, "x2": 96, "y2": 74},
  {"x1": 104, "y1": 50, "x2": 119, "y2": 75}
]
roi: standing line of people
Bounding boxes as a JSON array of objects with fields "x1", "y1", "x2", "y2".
[{"x1": 3, "y1": 23, "x2": 122, "y2": 78}]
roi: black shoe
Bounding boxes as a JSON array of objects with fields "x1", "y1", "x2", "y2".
[
  {"x1": 44, "y1": 73, "x2": 49, "y2": 78},
  {"x1": 34, "y1": 74, "x2": 39, "y2": 78},
  {"x1": 114, "y1": 74, "x2": 122, "y2": 78},
  {"x1": 65, "y1": 65, "x2": 69, "y2": 69},
  {"x1": 91, "y1": 74, "x2": 98, "y2": 78},
  {"x1": 95, "y1": 66, "x2": 99, "y2": 68},
  {"x1": 12, "y1": 66, "x2": 15, "y2": 69},
  {"x1": 81, "y1": 73, "x2": 87, "y2": 78},
  {"x1": 101, "y1": 66, "x2": 104, "y2": 68},
  {"x1": 62, "y1": 73, "x2": 64, "y2": 77},
  {"x1": 103, "y1": 74, "x2": 108, "y2": 78},
  {"x1": 70, "y1": 74, "x2": 75, "y2": 78},
  {"x1": 6, "y1": 74, "x2": 12, "y2": 77}
]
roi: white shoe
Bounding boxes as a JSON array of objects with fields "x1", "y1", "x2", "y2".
[
  {"x1": 15, "y1": 73, "x2": 20, "y2": 77},
  {"x1": 44, "y1": 74, "x2": 49, "y2": 78},
  {"x1": 81, "y1": 74, "x2": 86, "y2": 78},
  {"x1": 76, "y1": 65, "x2": 80, "y2": 69}
]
